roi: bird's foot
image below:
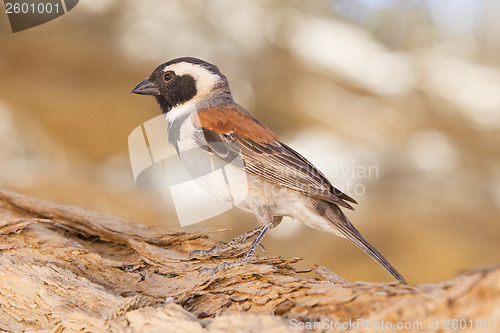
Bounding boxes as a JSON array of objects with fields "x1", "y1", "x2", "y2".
[
  {"x1": 197, "y1": 221, "x2": 275, "y2": 274},
  {"x1": 188, "y1": 245, "x2": 233, "y2": 259},
  {"x1": 200, "y1": 257, "x2": 252, "y2": 274},
  {"x1": 188, "y1": 225, "x2": 265, "y2": 259}
]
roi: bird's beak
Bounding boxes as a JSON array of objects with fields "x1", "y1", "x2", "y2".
[{"x1": 131, "y1": 77, "x2": 160, "y2": 95}]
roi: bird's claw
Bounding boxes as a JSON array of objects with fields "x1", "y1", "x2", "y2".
[
  {"x1": 189, "y1": 241, "x2": 265, "y2": 260},
  {"x1": 199, "y1": 259, "x2": 248, "y2": 274},
  {"x1": 188, "y1": 246, "x2": 222, "y2": 259}
]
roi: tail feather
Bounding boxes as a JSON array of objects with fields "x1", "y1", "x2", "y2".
[{"x1": 321, "y1": 202, "x2": 407, "y2": 285}]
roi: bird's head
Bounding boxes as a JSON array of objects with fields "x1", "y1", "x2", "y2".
[{"x1": 132, "y1": 57, "x2": 232, "y2": 113}]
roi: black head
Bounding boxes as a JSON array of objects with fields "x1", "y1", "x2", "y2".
[{"x1": 132, "y1": 57, "x2": 230, "y2": 113}]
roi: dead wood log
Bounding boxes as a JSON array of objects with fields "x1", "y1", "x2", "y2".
[{"x1": 0, "y1": 188, "x2": 498, "y2": 332}]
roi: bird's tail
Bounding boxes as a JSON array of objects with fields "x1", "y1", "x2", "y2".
[{"x1": 319, "y1": 201, "x2": 408, "y2": 285}]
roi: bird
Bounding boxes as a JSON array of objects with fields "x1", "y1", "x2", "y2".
[{"x1": 131, "y1": 57, "x2": 407, "y2": 284}]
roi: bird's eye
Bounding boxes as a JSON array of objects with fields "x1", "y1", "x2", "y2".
[{"x1": 164, "y1": 71, "x2": 174, "y2": 81}]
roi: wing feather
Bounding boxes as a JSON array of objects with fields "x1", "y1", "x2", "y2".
[{"x1": 194, "y1": 105, "x2": 357, "y2": 210}]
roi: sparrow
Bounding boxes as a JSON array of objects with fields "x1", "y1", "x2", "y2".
[{"x1": 132, "y1": 57, "x2": 407, "y2": 284}]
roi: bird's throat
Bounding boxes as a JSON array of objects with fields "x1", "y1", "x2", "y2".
[{"x1": 155, "y1": 95, "x2": 173, "y2": 114}]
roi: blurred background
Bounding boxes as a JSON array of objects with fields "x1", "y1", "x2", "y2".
[{"x1": 1, "y1": 0, "x2": 499, "y2": 284}]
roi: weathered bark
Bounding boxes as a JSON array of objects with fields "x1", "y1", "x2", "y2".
[{"x1": 0, "y1": 188, "x2": 498, "y2": 332}]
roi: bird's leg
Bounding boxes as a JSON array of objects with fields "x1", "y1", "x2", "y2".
[
  {"x1": 254, "y1": 216, "x2": 282, "y2": 253},
  {"x1": 207, "y1": 219, "x2": 277, "y2": 273},
  {"x1": 271, "y1": 215, "x2": 283, "y2": 228},
  {"x1": 188, "y1": 225, "x2": 264, "y2": 259},
  {"x1": 240, "y1": 222, "x2": 271, "y2": 261},
  {"x1": 189, "y1": 216, "x2": 283, "y2": 260}
]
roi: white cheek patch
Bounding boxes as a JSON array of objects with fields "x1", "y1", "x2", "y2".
[{"x1": 164, "y1": 62, "x2": 221, "y2": 98}]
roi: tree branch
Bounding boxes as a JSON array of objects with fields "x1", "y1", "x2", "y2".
[{"x1": 0, "y1": 188, "x2": 498, "y2": 332}]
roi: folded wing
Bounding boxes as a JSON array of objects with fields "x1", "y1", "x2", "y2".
[{"x1": 194, "y1": 104, "x2": 357, "y2": 210}]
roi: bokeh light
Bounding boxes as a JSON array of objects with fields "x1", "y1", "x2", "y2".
[{"x1": 1, "y1": 0, "x2": 499, "y2": 284}]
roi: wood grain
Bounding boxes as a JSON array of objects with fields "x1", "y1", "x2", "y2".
[{"x1": 0, "y1": 188, "x2": 498, "y2": 332}]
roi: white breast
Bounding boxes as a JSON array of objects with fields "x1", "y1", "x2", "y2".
[
  {"x1": 166, "y1": 107, "x2": 250, "y2": 209},
  {"x1": 165, "y1": 102, "x2": 197, "y2": 124}
]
